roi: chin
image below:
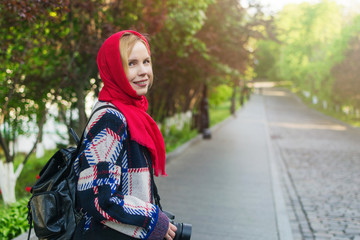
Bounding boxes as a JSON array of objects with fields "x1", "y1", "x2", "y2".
[{"x1": 136, "y1": 89, "x2": 148, "y2": 96}]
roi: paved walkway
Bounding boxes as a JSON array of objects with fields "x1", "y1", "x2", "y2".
[
  {"x1": 157, "y1": 87, "x2": 360, "y2": 240},
  {"x1": 156, "y1": 91, "x2": 292, "y2": 240},
  {"x1": 18, "y1": 87, "x2": 360, "y2": 240},
  {"x1": 19, "y1": 91, "x2": 289, "y2": 240},
  {"x1": 263, "y1": 88, "x2": 360, "y2": 240}
]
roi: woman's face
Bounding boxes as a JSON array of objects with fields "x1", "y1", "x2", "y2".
[{"x1": 126, "y1": 41, "x2": 153, "y2": 96}]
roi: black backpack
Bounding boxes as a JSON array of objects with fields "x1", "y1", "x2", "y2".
[{"x1": 27, "y1": 105, "x2": 116, "y2": 240}]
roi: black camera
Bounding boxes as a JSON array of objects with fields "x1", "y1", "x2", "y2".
[{"x1": 164, "y1": 211, "x2": 192, "y2": 240}]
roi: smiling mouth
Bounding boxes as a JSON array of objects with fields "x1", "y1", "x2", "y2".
[{"x1": 133, "y1": 80, "x2": 148, "y2": 87}]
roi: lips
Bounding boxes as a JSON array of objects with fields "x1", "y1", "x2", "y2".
[{"x1": 133, "y1": 79, "x2": 148, "y2": 87}]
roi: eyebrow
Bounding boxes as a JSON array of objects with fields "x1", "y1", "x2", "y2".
[{"x1": 128, "y1": 57, "x2": 150, "y2": 61}]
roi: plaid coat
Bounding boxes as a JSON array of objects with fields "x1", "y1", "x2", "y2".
[{"x1": 73, "y1": 102, "x2": 169, "y2": 240}]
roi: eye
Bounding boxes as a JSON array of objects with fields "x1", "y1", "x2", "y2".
[
  {"x1": 128, "y1": 60, "x2": 136, "y2": 67},
  {"x1": 144, "y1": 59, "x2": 151, "y2": 65}
]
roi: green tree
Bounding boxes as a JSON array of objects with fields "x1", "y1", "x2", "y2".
[
  {"x1": 273, "y1": 1, "x2": 344, "y2": 96},
  {"x1": 254, "y1": 40, "x2": 281, "y2": 81},
  {"x1": 198, "y1": 0, "x2": 270, "y2": 113},
  {"x1": 0, "y1": 0, "x2": 68, "y2": 204},
  {"x1": 147, "y1": 0, "x2": 215, "y2": 121},
  {"x1": 255, "y1": 0, "x2": 360, "y2": 121},
  {"x1": 331, "y1": 15, "x2": 360, "y2": 109},
  {"x1": 0, "y1": 0, "x2": 275, "y2": 204}
]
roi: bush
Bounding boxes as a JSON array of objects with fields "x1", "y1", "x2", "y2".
[
  {"x1": 0, "y1": 198, "x2": 29, "y2": 239},
  {"x1": 15, "y1": 149, "x2": 56, "y2": 200},
  {"x1": 163, "y1": 123, "x2": 198, "y2": 153},
  {"x1": 209, "y1": 84, "x2": 233, "y2": 106}
]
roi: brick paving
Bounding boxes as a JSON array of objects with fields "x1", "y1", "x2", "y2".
[{"x1": 263, "y1": 88, "x2": 360, "y2": 240}]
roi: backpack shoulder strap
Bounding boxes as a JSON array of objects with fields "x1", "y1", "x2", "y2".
[{"x1": 70, "y1": 104, "x2": 119, "y2": 145}]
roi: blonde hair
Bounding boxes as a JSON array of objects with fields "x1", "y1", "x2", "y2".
[{"x1": 119, "y1": 33, "x2": 153, "y2": 88}]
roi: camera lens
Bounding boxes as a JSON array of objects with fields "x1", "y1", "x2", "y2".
[{"x1": 173, "y1": 222, "x2": 192, "y2": 240}]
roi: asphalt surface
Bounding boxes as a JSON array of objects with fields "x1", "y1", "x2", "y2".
[
  {"x1": 156, "y1": 90, "x2": 289, "y2": 240},
  {"x1": 16, "y1": 87, "x2": 360, "y2": 240},
  {"x1": 157, "y1": 87, "x2": 360, "y2": 240}
]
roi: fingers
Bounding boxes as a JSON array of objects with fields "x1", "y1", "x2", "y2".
[
  {"x1": 170, "y1": 223, "x2": 177, "y2": 232},
  {"x1": 165, "y1": 223, "x2": 177, "y2": 240}
]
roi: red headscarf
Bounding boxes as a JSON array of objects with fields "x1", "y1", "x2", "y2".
[{"x1": 97, "y1": 30, "x2": 166, "y2": 177}]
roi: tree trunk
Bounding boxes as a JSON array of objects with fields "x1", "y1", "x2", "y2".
[
  {"x1": 0, "y1": 109, "x2": 46, "y2": 204},
  {"x1": 239, "y1": 79, "x2": 245, "y2": 106},
  {"x1": 199, "y1": 83, "x2": 211, "y2": 139},
  {"x1": 230, "y1": 82, "x2": 237, "y2": 115},
  {"x1": 76, "y1": 82, "x2": 87, "y2": 134},
  {"x1": 0, "y1": 161, "x2": 23, "y2": 204},
  {"x1": 0, "y1": 131, "x2": 12, "y2": 163},
  {"x1": 23, "y1": 110, "x2": 47, "y2": 165},
  {"x1": 239, "y1": 86, "x2": 244, "y2": 106}
]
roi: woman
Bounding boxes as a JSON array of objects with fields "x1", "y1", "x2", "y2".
[{"x1": 73, "y1": 30, "x2": 177, "y2": 240}]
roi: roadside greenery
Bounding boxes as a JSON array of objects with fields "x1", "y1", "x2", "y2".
[
  {"x1": 1, "y1": 0, "x2": 269, "y2": 204},
  {"x1": 163, "y1": 124, "x2": 198, "y2": 153},
  {"x1": 254, "y1": 1, "x2": 360, "y2": 124},
  {"x1": 163, "y1": 95, "x2": 244, "y2": 153},
  {"x1": 0, "y1": 198, "x2": 29, "y2": 239},
  {"x1": 293, "y1": 88, "x2": 360, "y2": 128},
  {"x1": 210, "y1": 98, "x2": 240, "y2": 127}
]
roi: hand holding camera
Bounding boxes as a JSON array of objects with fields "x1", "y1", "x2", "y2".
[
  {"x1": 165, "y1": 223, "x2": 178, "y2": 240},
  {"x1": 163, "y1": 211, "x2": 192, "y2": 240}
]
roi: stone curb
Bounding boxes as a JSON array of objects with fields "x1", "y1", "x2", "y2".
[{"x1": 262, "y1": 95, "x2": 294, "y2": 240}]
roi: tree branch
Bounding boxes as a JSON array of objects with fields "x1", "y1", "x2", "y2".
[
  {"x1": 0, "y1": 131, "x2": 11, "y2": 163},
  {"x1": 22, "y1": 109, "x2": 47, "y2": 165}
]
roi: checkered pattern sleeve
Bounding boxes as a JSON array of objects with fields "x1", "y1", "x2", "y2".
[{"x1": 74, "y1": 107, "x2": 169, "y2": 239}]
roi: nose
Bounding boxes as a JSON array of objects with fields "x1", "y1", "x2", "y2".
[{"x1": 138, "y1": 63, "x2": 148, "y2": 76}]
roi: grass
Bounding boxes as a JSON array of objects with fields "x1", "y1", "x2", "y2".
[
  {"x1": 272, "y1": 81, "x2": 360, "y2": 128},
  {"x1": 209, "y1": 100, "x2": 237, "y2": 126},
  {"x1": 291, "y1": 88, "x2": 360, "y2": 128},
  {"x1": 310, "y1": 103, "x2": 360, "y2": 127}
]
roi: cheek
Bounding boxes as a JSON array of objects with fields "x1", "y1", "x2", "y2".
[
  {"x1": 126, "y1": 69, "x2": 136, "y2": 81},
  {"x1": 147, "y1": 66, "x2": 153, "y2": 77},
  {"x1": 149, "y1": 69, "x2": 154, "y2": 87}
]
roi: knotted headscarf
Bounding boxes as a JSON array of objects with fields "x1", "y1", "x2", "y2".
[{"x1": 97, "y1": 30, "x2": 166, "y2": 177}]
